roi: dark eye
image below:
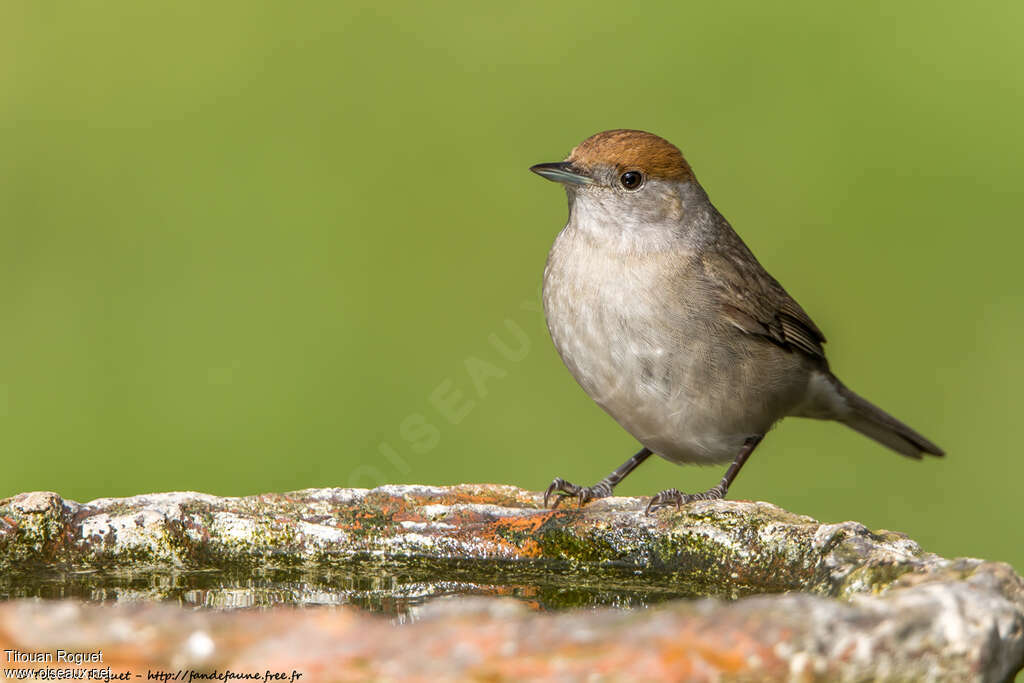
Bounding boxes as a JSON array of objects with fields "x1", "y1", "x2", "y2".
[{"x1": 619, "y1": 171, "x2": 643, "y2": 190}]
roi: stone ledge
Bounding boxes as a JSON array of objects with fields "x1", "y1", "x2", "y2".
[{"x1": 1, "y1": 485, "x2": 1022, "y2": 681}]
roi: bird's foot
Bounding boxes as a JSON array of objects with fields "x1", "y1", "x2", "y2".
[
  {"x1": 543, "y1": 478, "x2": 613, "y2": 509},
  {"x1": 646, "y1": 485, "x2": 726, "y2": 514}
]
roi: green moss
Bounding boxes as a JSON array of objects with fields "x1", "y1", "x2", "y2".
[
  {"x1": 833, "y1": 562, "x2": 918, "y2": 598},
  {"x1": 0, "y1": 499, "x2": 71, "y2": 570}
]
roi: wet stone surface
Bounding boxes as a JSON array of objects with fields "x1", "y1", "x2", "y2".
[{"x1": 1, "y1": 485, "x2": 1022, "y2": 681}]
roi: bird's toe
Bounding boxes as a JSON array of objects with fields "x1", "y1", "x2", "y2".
[
  {"x1": 646, "y1": 488, "x2": 690, "y2": 514},
  {"x1": 544, "y1": 478, "x2": 613, "y2": 509}
]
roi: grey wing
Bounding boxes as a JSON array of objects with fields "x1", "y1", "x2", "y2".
[{"x1": 702, "y1": 248, "x2": 827, "y2": 361}]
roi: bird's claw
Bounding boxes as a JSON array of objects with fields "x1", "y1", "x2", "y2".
[
  {"x1": 543, "y1": 478, "x2": 612, "y2": 509},
  {"x1": 646, "y1": 485, "x2": 726, "y2": 514},
  {"x1": 645, "y1": 488, "x2": 690, "y2": 514}
]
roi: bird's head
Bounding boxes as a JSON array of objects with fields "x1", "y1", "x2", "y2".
[{"x1": 531, "y1": 129, "x2": 705, "y2": 251}]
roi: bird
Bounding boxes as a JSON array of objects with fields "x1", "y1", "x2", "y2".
[{"x1": 530, "y1": 129, "x2": 943, "y2": 513}]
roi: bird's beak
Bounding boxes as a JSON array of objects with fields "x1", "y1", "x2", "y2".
[{"x1": 529, "y1": 161, "x2": 593, "y2": 186}]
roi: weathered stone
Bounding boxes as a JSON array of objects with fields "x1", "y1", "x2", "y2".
[{"x1": 0, "y1": 485, "x2": 1021, "y2": 681}]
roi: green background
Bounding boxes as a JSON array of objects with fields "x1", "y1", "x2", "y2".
[{"x1": 3, "y1": 2, "x2": 1022, "y2": 574}]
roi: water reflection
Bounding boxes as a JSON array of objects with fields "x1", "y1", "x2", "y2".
[{"x1": 0, "y1": 566, "x2": 696, "y2": 619}]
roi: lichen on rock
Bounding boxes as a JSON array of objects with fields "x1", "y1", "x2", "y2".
[{"x1": 1, "y1": 484, "x2": 1022, "y2": 681}]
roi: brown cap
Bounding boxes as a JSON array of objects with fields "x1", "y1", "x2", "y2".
[{"x1": 568, "y1": 129, "x2": 694, "y2": 182}]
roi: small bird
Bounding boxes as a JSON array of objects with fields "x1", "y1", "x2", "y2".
[{"x1": 531, "y1": 130, "x2": 943, "y2": 513}]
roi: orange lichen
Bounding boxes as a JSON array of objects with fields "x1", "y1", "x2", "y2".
[{"x1": 485, "y1": 513, "x2": 552, "y2": 558}]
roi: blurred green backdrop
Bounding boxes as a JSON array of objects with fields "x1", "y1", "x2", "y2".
[{"x1": 3, "y1": 2, "x2": 1022, "y2": 573}]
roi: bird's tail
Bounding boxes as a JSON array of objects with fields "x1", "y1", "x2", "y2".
[{"x1": 831, "y1": 378, "x2": 944, "y2": 459}]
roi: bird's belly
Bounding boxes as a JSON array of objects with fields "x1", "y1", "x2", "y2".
[
  {"x1": 550, "y1": 325, "x2": 752, "y2": 463},
  {"x1": 543, "y1": 255, "x2": 797, "y2": 465}
]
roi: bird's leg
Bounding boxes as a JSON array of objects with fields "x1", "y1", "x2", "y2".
[
  {"x1": 647, "y1": 435, "x2": 764, "y2": 514},
  {"x1": 544, "y1": 447, "x2": 653, "y2": 509}
]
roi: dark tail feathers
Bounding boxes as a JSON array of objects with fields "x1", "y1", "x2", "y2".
[{"x1": 834, "y1": 381, "x2": 944, "y2": 459}]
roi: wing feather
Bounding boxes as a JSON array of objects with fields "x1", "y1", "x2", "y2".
[{"x1": 702, "y1": 247, "x2": 826, "y2": 360}]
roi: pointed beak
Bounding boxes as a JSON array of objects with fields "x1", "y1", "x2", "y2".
[{"x1": 529, "y1": 161, "x2": 593, "y2": 186}]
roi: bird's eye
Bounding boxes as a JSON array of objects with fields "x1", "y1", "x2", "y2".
[{"x1": 619, "y1": 171, "x2": 643, "y2": 190}]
